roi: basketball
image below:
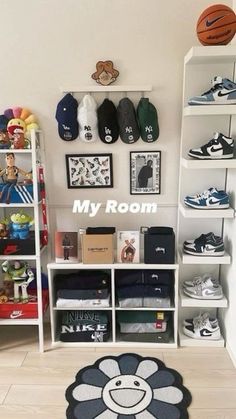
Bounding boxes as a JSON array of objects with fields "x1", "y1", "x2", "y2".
[{"x1": 197, "y1": 4, "x2": 236, "y2": 45}]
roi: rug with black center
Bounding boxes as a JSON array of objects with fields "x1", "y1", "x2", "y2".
[{"x1": 66, "y1": 353, "x2": 192, "y2": 418}]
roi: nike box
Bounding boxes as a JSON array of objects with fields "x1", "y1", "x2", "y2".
[
  {"x1": 0, "y1": 234, "x2": 36, "y2": 256},
  {"x1": 81, "y1": 234, "x2": 114, "y2": 264},
  {"x1": 0, "y1": 290, "x2": 49, "y2": 319},
  {"x1": 144, "y1": 227, "x2": 175, "y2": 264}
]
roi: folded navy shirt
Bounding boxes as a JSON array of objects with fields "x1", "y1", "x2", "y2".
[
  {"x1": 116, "y1": 284, "x2": 170, "y2": 299},
  {"x1": 57, "y1": 288, "x2": 109, "y2": 300},
  {"x1": 86, "y1": 227, "x2": 116, "y2": 234}
]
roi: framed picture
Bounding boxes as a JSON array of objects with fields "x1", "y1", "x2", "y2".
[
  {"x1": 130, "y1": 151, "x2": 161, "y2": 195},
  {"x1": 65, "y1": 154, "x2": 113, "y2": 189}
]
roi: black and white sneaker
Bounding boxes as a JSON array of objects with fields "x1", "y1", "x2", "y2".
[
  {"x1": 183, "y1": 232, "x2": 225, "y2": 256},
  {"x1": 183, "y1": 316, "x2": 221, "y2": 340},
  {"x1": 183, "y1": 312, "x2": 218, "y2": 327},
  {"x1": 188, "y1": 132, "x2": 234, "y2": 160}
]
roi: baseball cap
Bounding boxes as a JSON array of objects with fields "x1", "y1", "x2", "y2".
[
  {"x1": 78, "y1": 94, "x2": 98, "y2": 142},
  {"x1": 0, "y1": 115, "x2": 9, "y2": 131},
  {"x1": 117, "y1": 98, "x2": 140, "y2": 144},
  {"x1": 137, "y1": 98, "x2": 159, "y2": 142},
  {"x1": 97, "y1": 99, "x2": 119, "y2": 144},
  {"x1": 55, "y1": 93, "x2": 79, "y2": 141}
]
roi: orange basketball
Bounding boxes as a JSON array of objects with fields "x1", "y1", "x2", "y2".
[{"x1": 197, "y1": 4, "x2": 236, "y2": 45}]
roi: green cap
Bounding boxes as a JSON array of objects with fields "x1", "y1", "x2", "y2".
[{"x1": 137, "y1": 98, "x2": 159, "y2": 142}]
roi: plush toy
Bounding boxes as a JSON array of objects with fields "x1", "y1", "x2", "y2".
[
  {"x1": 91, "y1": 61, "x2": 119, "y2": 86},
  {"x1": 8, "y1": 211, "x2": 34, "y2": 240},
  {"x1": 1, "y1": 260, "x2": 34, "y2": 303},
  {"x1": 0, "y1": 152, "x2": 32, "y2": 204},
  {"x1": 4, "y1": 107, "x2": 39, "y2": 149},
  {"x1": 0, "y1": 115, "x2": 11, "y2": 149}
]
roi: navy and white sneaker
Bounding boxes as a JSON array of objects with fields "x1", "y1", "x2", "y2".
[
  {"x1": 183, "y1": 232, "x2": 225, "y2": 256},
  {"x1": 183, "y1": 316, "x2": 221, "y2": 340},
  {"x1": 188, "y1": 76, "x2": 236, "y2": 105},
  {"x1": 184, "y1": 187, "x2": 229, "y2": 209},
  {"x1": 188, "y1": 132, "x2": 234, "y2": 160}
]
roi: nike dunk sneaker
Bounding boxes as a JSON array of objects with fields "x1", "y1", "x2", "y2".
[
  {"x1": 184, "y1": 187, "x2": 229, "y2": 209},
  {"x1": 188, "y1": 133, "x2": 234, "y2": 160},
  {"x1": 188, "y1": 76, "x2": 236, "y2": 105},
  {"x1": 183, "y1": 232, "x2": 225, "y2": 256},
  {"x1": 183, "y1": 312, "x2": 218, "y2": 327},
  {"x1": 183, "y1": 316, "x2": 221, "y2": 340}
]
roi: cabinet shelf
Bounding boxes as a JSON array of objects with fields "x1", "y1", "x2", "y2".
[
  {"x1": 180, "y1": 288, "x2": 228, "y2": 308},
  {"x1": 48, "y1": 262, "x2": 179, "y2": 270},
  {"x1": 61, "y1": 85, "x2": 152, "y2": 93},
  {"x1": 0, "y1": 318, "x2": 39, "y2": 326},
  {"x1": 53, "y1": 306, "x2": 112, "y2": 311},
  {"x1": 179, "y1": 330, "x2": 225, "y2": 347},
  {"x1": 180, "y1": 250, "x2": 231, "y2": 265},
  {"x1": 181, "y1": 157, "x2": 236, "y2": 169},
  {"x1": 184, "y1": 105, "x2": 236, "y2": 116},
  {"x1": 184, "y1": 46, "x2": 236, "y2": 65},
  {"x1": 179, "y1": 203, "x2": 235, "y2": 219}
]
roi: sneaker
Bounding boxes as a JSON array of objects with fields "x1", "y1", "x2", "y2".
[
  {"x1": 183, "y1": 273, "x2": 217, "y2": 288},
  {"x1": 183, "y1": 312, "x2": 218, "y2": 327},
  {"x1": 188, "y1": 133, "x2": 234, "y2": 160},
  {"x1": 183, "y1": 233, "x2": 225, "y2": 256},
  {"x1": 184, "y1": 187, "x2": 229, "y2": 209},
  {"x1": 188, "y1": 76, "x2": 236, "y2": 105},
  {"x1": 183, "y1": 316, "x2": 221, "y2": 340},
  {"x1": 183, "y1": 277, "x2": 223, "y2": 300}
]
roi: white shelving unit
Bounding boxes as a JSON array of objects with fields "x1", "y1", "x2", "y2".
[
  {"x1": 0, "y1": 130, "x2": 48, "y2": 352},
  {"x1": 47, "y1": 262, "x2": 179, "y2": 349},
  {"x1": 177, "y1": 46, "x2": 236, "y2": 348}
]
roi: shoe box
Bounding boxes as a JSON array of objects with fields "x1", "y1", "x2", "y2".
[
  {"x1": 0, "y1": 290, "x2": 49, "y2": 319},
  {"x1": 0, "y1": 183, "x2": 34, "y2": 204},
  {"x1": 81, "y1": 234, "x2": 114, "y2": 264},
  {"x1": 144, "y1": 227, "x2": 175, "y2": 264},
  {"x1": 0, "y1": 232, "x2": 45, "y2": 256}
]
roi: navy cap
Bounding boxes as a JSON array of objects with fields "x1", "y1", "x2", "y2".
[
  {"x1": 55, "y1": 93, "x2": 79, "y2": 141},
  {"x1": 0, "y1": 115, "x2": 9, "y2": 131}
]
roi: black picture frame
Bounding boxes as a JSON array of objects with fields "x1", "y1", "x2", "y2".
[
  {"x1": 66, "y1": 154, "x2": 113, "y2": 189},
  {"x1": 130, "y1": 151, "x2": 161, "y2": 195}
]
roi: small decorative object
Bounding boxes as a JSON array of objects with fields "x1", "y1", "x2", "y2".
[
  {"x1": 0, "y1": 152, "x2": 32, "y2": 204},
  {"x1": 196, "y1": 4, "x2": 236, "y2": 46},
  {"x1": 9, "y1": 211, "x2": 34, "y2": 240},
  {"x1": 55, "y1": 231, "x2": 78, "y2": 263},
  {"x1": 130, "y1": 151, "x2": 161, "y2": 195},
  {"x1": 66, "y1": 153, "x2": 113, "y2": 188},
  {"x1": 0, "y1": 218, "x2": 9, "y2": 239},
  {"x1": 1, "y1": 260, "x2": 34, "y2": 303},
  {"x1": 117, "y1": 231, "x2": 140, "y2": 263},
  {"x1": 91, "y1": 60, "x2": 119, "y2": 86},
  {"x1": 4, "y1": 107, "x2": 39, "y2": 149}
]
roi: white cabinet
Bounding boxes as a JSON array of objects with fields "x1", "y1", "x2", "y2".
[
  {"x1": 177, "y1": 46, "x2": 236, "y2": 347},
  {"x1": 47, "y1": 262, "x2": 179, "y2": 348},
  {"x1": 0, "y1": 130, "x2": 48, "y2": 352}
]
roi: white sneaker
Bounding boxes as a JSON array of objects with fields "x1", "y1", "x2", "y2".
[
  {"x1": 183, "y1": 312, "x2": 218, "y2": 327},
  {"x1": 183, "y1": 316, "x2": 221, "y2": 340},
  {"x1": 183, "y1": 277, "x2": 223, "y2": 300}
]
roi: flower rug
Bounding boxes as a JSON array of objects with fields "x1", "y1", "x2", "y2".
[{"x1": 66, "y1": 353, "x2": 191, "y2": 418}]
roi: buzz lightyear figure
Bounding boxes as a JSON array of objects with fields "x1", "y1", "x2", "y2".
[{"x1": 1, "y1": 260, "x2": 34, "y2": 303}]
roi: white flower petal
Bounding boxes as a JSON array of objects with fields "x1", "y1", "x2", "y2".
[
  {"x1": 136, "y1": 410, "x2": 156, "y2": 419},
  {"x1": 136, "y1": 360, "x2": 158, "y2": 379},
  {"x1": 96, "y1": 409, "x2": 118, "y2": 418},
  {"x1": 99, "y1": 359, "x2": 121, "y2": 378},
  {"x1": 153, "y1": 386, "x2": 183, "y2": 404},
  {"x1": 72, "y1": 383, "x2": 102, "y2": 401}
]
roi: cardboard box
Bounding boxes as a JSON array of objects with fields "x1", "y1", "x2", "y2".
[{"x1": 82, "y1": 234, "x2": 114, "y2": 264}]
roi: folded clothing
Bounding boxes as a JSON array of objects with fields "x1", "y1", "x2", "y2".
[
  {"x1": 118, "y1": 297, "x2": 171, "y2": 308},
  {"x1": 86, "y1": 227, "x2": 116, "y2": 235},
  {"x1": 115, "y1": 270, "x2": 173, "y2": 287},
  {"x1": 60, "y1": 310, "x2": 109, "y2": 342},
  {"x1": 57, "y1": 288, "x2": 109, "y2": 300},
  {"x1": 56, "y1": 297, "x2": 110, "y2": 308},
  {"x1": 117, "y1": 311, "x2": 169, "y2": 333},
  {"x1": 147, "y1": 227, "x2": 174, "y2": 235},
  {"x1": 117, "y1": 284, "x2": 170, "y2": 299},
  {"x1": 120, "y1": 325, "x2": 172, "y2": 343},
  {"x1": 119, "y1": 322, "x2": 167, "y2": 333},
  {"x1": 54, "y1": 270, "x2": 110, "y2": 291}
]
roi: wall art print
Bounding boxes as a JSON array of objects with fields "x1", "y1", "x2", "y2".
[
  {"x1": 65, "y1": 154, "x2": 113, "y2": 189},
  {"x1": 130, "y1": 151, "x2": 161, "y2": 195}
]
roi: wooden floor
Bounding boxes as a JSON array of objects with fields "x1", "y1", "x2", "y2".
[{"x1": 0, "y1": 325, "x2": 235, "y2": 419}]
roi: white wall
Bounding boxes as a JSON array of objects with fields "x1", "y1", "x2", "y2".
[{"x1": 0, "y1": 0, "x2": 226, "y2": 236}]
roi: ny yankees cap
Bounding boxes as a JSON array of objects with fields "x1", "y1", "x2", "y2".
[
  {"x1": 97, "y1": 99, "x2": 119, "y2": 144},
  {"x1": 78, "y1": 94, "x2": 98, "y2": 143},
  {"x1": 117, "y1": 98, "x2": 140, "y2": 144},
  {"x1": 55, "y1": 93, "x2": 79, "y2": 141},
  {"x1": 137, "y1": 98, "x2": 159, "y2": 142}
]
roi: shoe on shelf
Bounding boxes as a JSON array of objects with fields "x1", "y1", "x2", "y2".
[
  {"x1": 183, "y1": 273, "x2": 218, "y2": 288},
  {"x1": 188, "y1": 76, "x2": 236, "y2": 105},
  {"x1": 183, "y1": 232, "x2": 225, "y2": 256},
  {"x1": 184, "y1": 187, "x2": 229, "y2": 209},
  {"x1": 188, "y1": 132, "x2": 234, "y2": 160},
  {"x1": 183, "y1": 312, "x2": 218, "y2": 327},
  {"x1": 183, "y1": 276, "x2": 223, "y2": 300},
  {"x1": 183, "y1": 315, "x2": 221, "y2": 340}
]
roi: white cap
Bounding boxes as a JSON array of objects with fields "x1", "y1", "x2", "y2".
[{"x1": 78, "y1": 95, "x2": 98, "y2": 142}]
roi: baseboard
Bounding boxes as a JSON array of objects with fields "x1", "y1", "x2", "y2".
[{"x1": 226, "y1": 342, "x2": 236, "y2": 368}]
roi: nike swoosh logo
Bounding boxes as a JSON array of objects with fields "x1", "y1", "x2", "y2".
[
  {"x1": 204, "y1": 290, "x2": 216, "y2": 295},
  {"x1": 210, "y1": 146, "x2": 223, "y2": 152},
  {"x1": 202, "y1": 330, "x2": 212, "y2": 336},
  {"x1": 206, "y1": 16, "x2": 224, "y2": 27},
  {"x1": 218, "y1": 90, "x2": 236, "y2": 97},
  {"x1": 10, "y1": 312, "x2": 24, "y2": 319}
]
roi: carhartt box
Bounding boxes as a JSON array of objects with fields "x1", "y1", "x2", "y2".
[{"x1": 81, "y1": 234, "x2": 114, "y2": 264}]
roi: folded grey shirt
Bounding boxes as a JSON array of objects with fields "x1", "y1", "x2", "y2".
[{"x1": 57, "y1": 289, "x2": 109, "y2": 300}]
